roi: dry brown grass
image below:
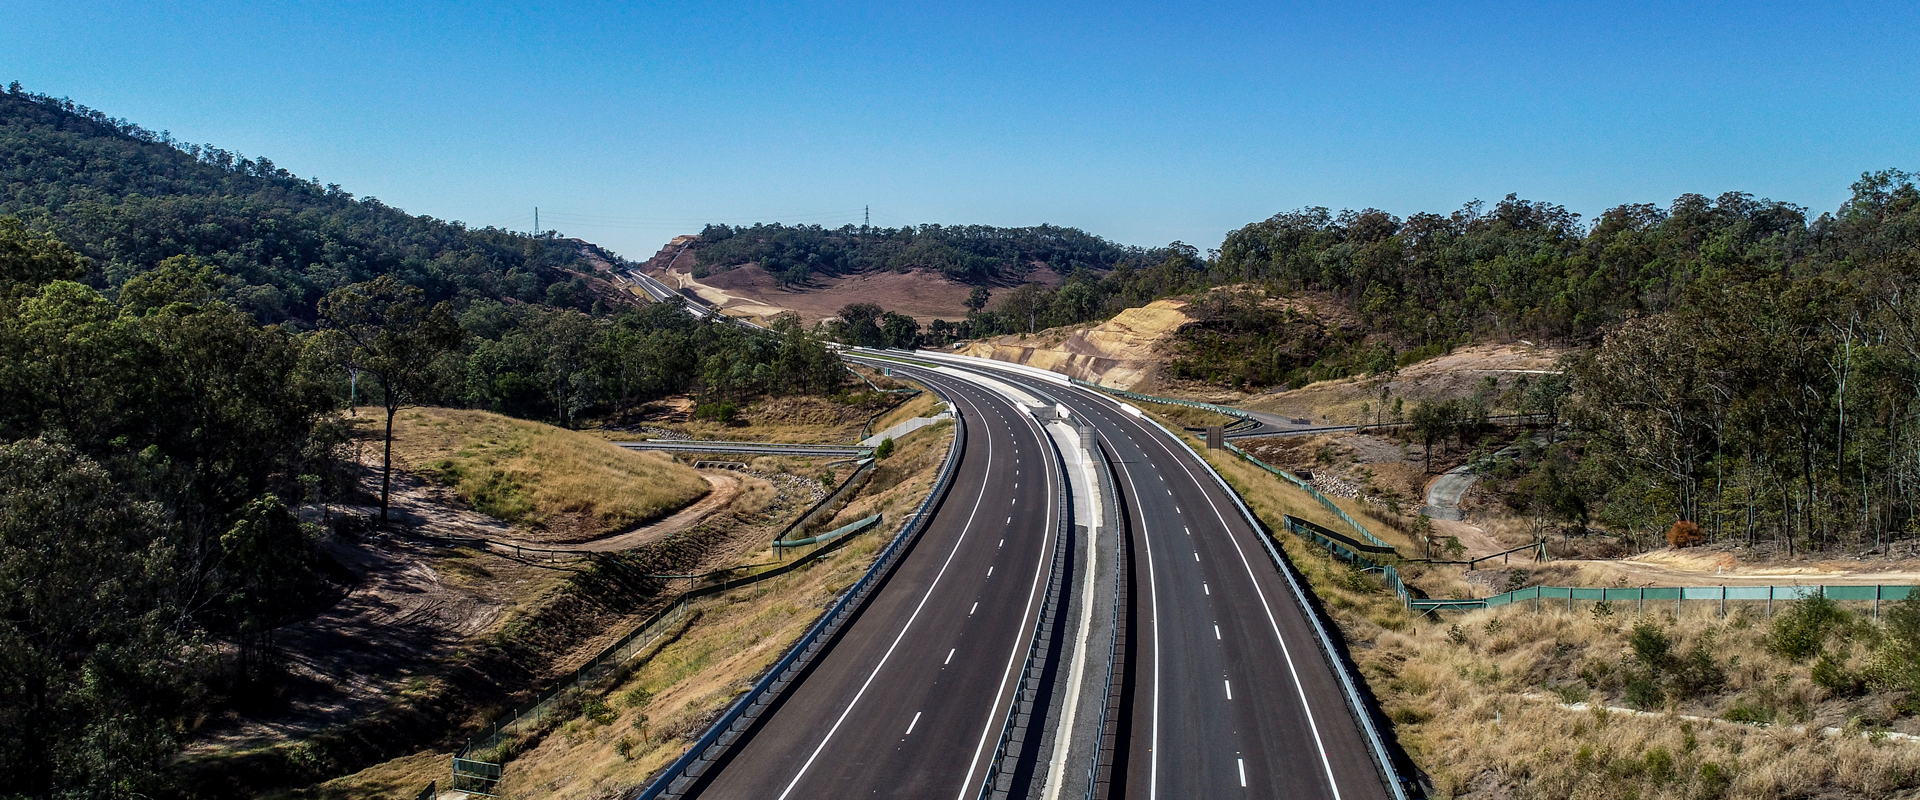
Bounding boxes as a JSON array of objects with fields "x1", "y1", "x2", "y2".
[
  {"x1": 869, "y1": 389, "x2": 944, "y2": 433},
  {"x1": 1159, "y1": 416, "x2": 1920, "y2": 798},
  {"x1": 474, "y1": 418, "x2": 955, "y2": 799},
  {"x1": 1379, "y1": 604, "x2": 1920, "y2": 799},
  {"x1": 371, "y1": 407, "x2": 711, "y2": 539}
]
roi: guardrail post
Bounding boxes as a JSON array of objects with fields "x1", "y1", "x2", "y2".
[
  {"x1": 1877, "y1": 584, "x2": 1883, "y2": 619},
  {"x1": 1768, "y1": 586, "x2": 1773, "y2": 618}
]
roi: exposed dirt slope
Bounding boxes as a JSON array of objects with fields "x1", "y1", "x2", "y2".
[
  {"x1": 1241, "y1": 342, "x2": 1567, "y2": 424},
  {"x1": 637, "y1": 238, "x2": 1015, "y2": 324},
  {"x1": 956, "y1": 298, "x2": 1195, "y2": 389}
]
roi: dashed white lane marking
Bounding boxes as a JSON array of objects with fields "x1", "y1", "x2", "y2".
[
  {"x1": 1203, "y1": 583, "x2": 1209, "y2": 595},
  {"x1": 769, "y1": 380, "x2": 1002, "y2": 800},
  {"x1": 987, "y1": 566, "x2": 994, "y2": 577},
  {"x1": 1224, "y1": 679, "x2": 1233, "y2": 700},
  {"x1": 1215, "y1": 624, "x2": 1221, "y2": 640},
  {"x1": 1012, "y1": 497, "x2": 1017, "y2": 504},
  {"x1": 998, "y1": 539, "x2": 1004, "y2": 548},
  {"x1": 1193, "y1": 551, "x2": 1199, "y2": 562},
  {"x1": 969, "y1": 602, "x2": 978, "y2": 615},
  {"x1": 945, "y1": 649, "x2": 955, "y2": 665},
  {"x1": 1007, "y1": 517, "x2": 1012, "y2": 524},
  {"x1": 1238, "y1": 758, "x2": 1247, "y2": 787},
  {"x1": 1185, "y1": 527, "x2": 1191, "y2": 535},
  {"x1": 906, "y1": 711, "x2": 922, "y2": 735}
]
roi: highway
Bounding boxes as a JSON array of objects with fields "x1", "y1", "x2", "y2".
[
  {"x1": 618, "y1": 271, "x2": 1404, "y2": 798},
  {"x1": 684, "y1": 366, "x2": 1068, "y2": 799},
  {"x1": 910, "y1": 355, "x2": 1396, "y2": 800}
]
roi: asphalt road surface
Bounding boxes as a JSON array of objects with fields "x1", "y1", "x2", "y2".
[
  {"x1": 929, "y1": 358, "x2": 1394, "y2": 800},
  {"x1": 687, "y1": 367, "x2": 1063, "y2": 800}
]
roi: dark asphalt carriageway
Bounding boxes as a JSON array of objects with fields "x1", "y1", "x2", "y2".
[
  {"x1": 926, "y1": 358, "x2": 1395, "y2": 800},
  {"x1": 687, "y1": 367, "x2": 1064, "y2": 800}
]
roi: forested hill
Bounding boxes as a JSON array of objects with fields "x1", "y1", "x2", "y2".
[
  {"x1": 1212, "y1": 178, "x2": 1920, "y2": 345},
  {"x1": 0, "y1": 84, "x2": 588, "y2": 323},
  {"x1": 692, "y1": 221, "x2": 1167, "y2": 286}
]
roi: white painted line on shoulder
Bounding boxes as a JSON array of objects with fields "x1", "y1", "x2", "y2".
[{"x1": 906, "y1": 711, "x2": 922, "y2": 735}]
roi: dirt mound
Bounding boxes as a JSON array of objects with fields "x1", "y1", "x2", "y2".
[{"x1": 957, "y1": 298, "x2": 1195, "y2": 389}]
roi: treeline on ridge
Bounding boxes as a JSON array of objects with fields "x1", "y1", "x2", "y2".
[
  {"x1": 0, "y1": 83, "x2": 594, "y2": 324},
  {"x1": 692, "y1": 220, "x2": 1168, "y2": 286}
]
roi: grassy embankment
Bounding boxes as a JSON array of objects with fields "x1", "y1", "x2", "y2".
[
  {"x1": 374, "y1": 407, "x2": 711, "y2": 540},
  {"x1": 306, "y1": 418, "x2": 956, "y2": 800},
  {"x1": 867, "y1": 388, "x2": 945, "y2": 434},
  {"x1": 1154, "y1": 417, "x2": 1920, "y2": 799}
]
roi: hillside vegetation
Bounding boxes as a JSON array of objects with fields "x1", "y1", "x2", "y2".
[
  {"x1": 379, "y1": 407, "x2": 710, "y2": 538},
  {"x1": 692, "y1": 221, "x2": 1164, "y2": 286},
  {"x1": 0, "y1": 84, "x2": 594, "y2": 322}
]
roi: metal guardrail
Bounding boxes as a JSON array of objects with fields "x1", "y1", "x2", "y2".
[
  {"x1": 1129, "y1": 412, "x2": 1414, "y2": 800},
  {"x1": 635, "y1": 398, "x2": 969, "y2": 799},
  {"x1": 1086, "y1": 438, "x2": 1126, "y2": 800},
  {"x1": 1222, "y1": 440, "x2": 1399, "y2": 551},
  {"x1": 1069, "y1": 378, "x2": 1256, "y2": 423},
  {"x1": 774, "y1": 513, "x2": 882, "y2": 550},
  {"x1": 445, "y1": 442, "x2": 931, "y2": 792},
  {"x1": 769, "y1": 458, "x2": 876, "y2": 545},
  {"x1": 976, "y1": 411, "x2": 1076, "y2": 799}
]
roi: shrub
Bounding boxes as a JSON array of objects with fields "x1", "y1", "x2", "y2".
[
  {"x1": 1666, "y1": 519, "x2": 1704, "y2": 547},
  {"x1": 1812, "y1": 652, "x2": 1865, "y2": 697},
  {"x1": 695, "y1": 400, "x2": 740, "y2": 423},
  {"x1": 1724, "y1": 698, "x2": 1775, "y2": 724},
  {"x1": 1624, "y1": 670, "x2": 1665, "y2": 709},
  {"x1": 1669, "y1": 643, "x2": 1727, "y2": 699},
  {"x1": 1697, "y1": 761, "x2": 1730, "y2": 798},
  {"x1": 1769, "y1": 594, "x2": 1848, "y2": 661},
  {"x1": 875, "y1": 437, "x2": 895, "y2": 459},
  {"x1": 619, "y1": 686, "x2": 654, "y2": 709},
  {"x1": 1628, "y1": 621, "x2": 1675, "y2": 670}
]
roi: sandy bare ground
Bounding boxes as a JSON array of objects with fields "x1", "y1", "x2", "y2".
[
  {"x1": 1562, "y1": 548, "x2": 1920, "y2": 587},
  {"x1": 641, "y1": 241, "x2": 990, "y2": 325}
]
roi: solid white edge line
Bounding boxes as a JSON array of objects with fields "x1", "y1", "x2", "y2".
[
  {"x1": 1115, "y1": 461, "x2": 1164, "y2": 800},
  {"x1": 1134, "y1": 410, "x2": 1346, "y2": 800},
  {"x1": 954, "y1": 395, "x2": 1061, "y2": 800},
  {"x1": 771, "y1": 378, "x2": 998, "y2": 800}
]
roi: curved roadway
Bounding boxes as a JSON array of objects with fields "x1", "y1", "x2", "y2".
[
  {"x1": 687, "y1": 367, "x2": 1064, "y2": 799},
  {"x1": 922, "y1": 357, "x2": 1394, "y2": 800}
]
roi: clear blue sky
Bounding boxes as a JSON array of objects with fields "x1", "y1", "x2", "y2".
[{"x1": 4, "y1": 1, "x2": 1915, "y2": 258}]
